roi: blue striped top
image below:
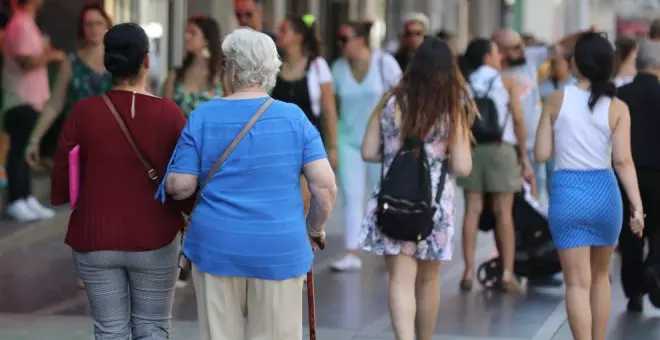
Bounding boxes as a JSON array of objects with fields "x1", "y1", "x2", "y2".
[{"x1": 156, "y1": 97, "x2": 327, "y2": 280}]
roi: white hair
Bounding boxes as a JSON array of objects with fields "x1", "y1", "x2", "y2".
[
  {"x1": 222, "y1": 28, "x2": 281, "y2": 91},
  {"x1": 402, "y1": 12, "x2": 429, "y2": 30}
]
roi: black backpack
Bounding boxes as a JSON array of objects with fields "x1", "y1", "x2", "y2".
[
  {"x1": 377, "y1": 138, "x2": 449, "y2": 242},
  {"x1": 470, "y1": 77, "x2": 507, "y2": 144}
]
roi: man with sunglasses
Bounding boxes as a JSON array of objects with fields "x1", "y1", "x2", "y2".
[
  {"x1": 234, "y1": 0, "x2": 275, "y2": 41},
  {"x1": 393, "y1": 12, "x2": 428, "y2": 71},
  {"x1": 492, "y1": 27, "x2": 594, "y2": 287}
]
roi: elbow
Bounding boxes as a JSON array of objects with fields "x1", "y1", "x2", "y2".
[
  {"x1": 451, "y1": 159, "x2": 472, "y2": 178},
  {"x1": 165, "y1": 174, "x2": 198, "y2": 200},
  {"x1": 361, "y1": 145, "x2": 381, "y2": 163},
  {"x1": 614, "y1": 156, "x2": 634, "y2": 172},
  {"x1": 534, "y1": 148, "x2": 550, "y2": 164}
]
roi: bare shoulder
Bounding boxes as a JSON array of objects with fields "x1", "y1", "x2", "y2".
[
  {"x1": 501, "y1": 75, "x2": 515, "y2": 89},
  {"x1": 610, "y1": 97, "x2": 629, "y2": 113}
]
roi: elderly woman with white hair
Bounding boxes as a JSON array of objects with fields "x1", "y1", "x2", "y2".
[{"x1": 156, "y1": 28, "x2": 336, "y2": 339}]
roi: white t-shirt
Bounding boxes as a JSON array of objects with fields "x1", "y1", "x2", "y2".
[
  {"x1": 306, "y1": 57, "x2": 333, "y2": 117},
  {"x1": 332, "y1": 50, "x2": 402, "y2": 146}
]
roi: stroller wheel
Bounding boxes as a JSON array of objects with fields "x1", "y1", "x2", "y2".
[{"x1": 477, "y1": 258, "x2": 503, "y2": 289}]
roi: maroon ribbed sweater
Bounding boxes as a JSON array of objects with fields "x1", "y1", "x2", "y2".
[{"x1": 51, "y1": 90, "x2": 188, "y2": 252}]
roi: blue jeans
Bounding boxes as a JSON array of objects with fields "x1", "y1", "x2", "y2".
[{"x1": 527, "y1": 150, "x2": 554, "y2": 197}]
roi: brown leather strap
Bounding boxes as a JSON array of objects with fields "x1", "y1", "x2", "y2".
[
  {"x1": 101, "y1": 93, "x2": 159, "y2": 182},
  {"x1": 191, "y1": 97, "x2": 275, "y2": 213}
]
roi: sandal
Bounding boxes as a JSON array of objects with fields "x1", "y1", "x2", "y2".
[
  {"x1": 500, "y1": 277, "x2": 523, "y2": 294},
  {"x1": 459, "y1": 278, "x2": 473, "y2": 291}
]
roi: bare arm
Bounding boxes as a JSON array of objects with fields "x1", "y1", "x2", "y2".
[
  {"x1": 320, "y1": 83, "x2": 338, "y2": 155},
  {"x1": 361, "y1": 108, "x2": 382, "y2": 163},
  {"x1": 449, "y1": 113, "x2": 472, "y2": 177},
  {"x1": 611, "y1": 99, "x2": 643, "y2": 214},
  {"x1": 303, "y1": 158, "x2": 337, "y2": 233},
  {"x1": 534, "y1": 89, "x2": 562, "y2": 163},
  {"x1": 162, "y1": 70, "x2": 176, "y2": 99},
  {"x1": 165, "y1": 173, "x2": 198, "y2": 200},
  {"x1": 30, "y1": 59, "x2": 72, "y2": 143},
  {"x1": 361, "y1": 95, "x2": 390, "y2": 162},
  {"x1": 503, "y1": 77, "x2": 528, "y2": 159}
]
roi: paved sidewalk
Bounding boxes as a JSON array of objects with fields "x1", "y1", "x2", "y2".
[{"x1": 1, "y1": 185, "x2": 659, "y2": 339}]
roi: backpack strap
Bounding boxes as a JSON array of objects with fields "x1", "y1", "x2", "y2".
[{"x1": 435, "y1": 159, "x2": 449, "y2": 205}]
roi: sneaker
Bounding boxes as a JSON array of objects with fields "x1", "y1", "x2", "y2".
[
  {"x1": 330, "y1": 254, "x2": 362, "y2": 272},
  {"x1": 25, "y1": 196, "x2": 56, "y2": 220},
  {"x1": 5, "y1": 200, "x2": 40, "y2": 222},
  {"x1": 175, "y1": 279, "x2": 189, "y2": 288}
]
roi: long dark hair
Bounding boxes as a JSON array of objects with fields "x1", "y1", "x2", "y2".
[
  {"x1": 176, "y1": 15, "x2": 222, "y2": 86},
  {"x1": 77, "y1": 3, "x2": 112, "y2": 44},
  {"x1": 614, "y1": 36, "x2": 637, "y2": 75},
  {"x1": 288, "y1": 14, "x2": 322, "y2": 59},
  {"x1": 574, "y1": 32, "x2": 616, "y2": 110},
  {"x1": 392, "y1": 38, "x2": 472, "y2": 143},
  {"x1": 458, "y1": 38, "x2": 492, "y2": 79},
  {"x1": 345, "y1": 21, "x2": 373, "y2": 47}
]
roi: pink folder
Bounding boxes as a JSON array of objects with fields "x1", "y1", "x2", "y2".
[{"x1": 68, "y1": 145, "x2": 80, "y2": 209}]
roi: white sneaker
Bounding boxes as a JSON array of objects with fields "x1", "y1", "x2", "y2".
[
  {"x1": 6, "y1": 199, "x2": 40, "y2": 222},
  {"x1": 330, "y1": 254, "x2": 362, "y2": 272},
  {"x1": 25, "y1": 196, "x2": 56, "y2": 220}
]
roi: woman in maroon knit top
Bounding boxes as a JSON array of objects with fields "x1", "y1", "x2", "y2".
[{"x1": 50, "y1": 23, "x2": 187, "y2": 339}]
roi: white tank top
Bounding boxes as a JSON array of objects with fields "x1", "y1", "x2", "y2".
[
  {"x1": 553, "y1": 85, "x2": 612, "y2": 171},
  {"x1": 468, "y1": 66, "x2": 516, "y2": 145}
]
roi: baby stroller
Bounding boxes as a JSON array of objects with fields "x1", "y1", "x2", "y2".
[{"x1": 476, "y1": 182, "x2": 561, "y2": 288}]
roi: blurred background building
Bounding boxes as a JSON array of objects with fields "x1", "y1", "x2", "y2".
[{"x1": 2, "y1": 0, "x2": 660, "y2": 90}]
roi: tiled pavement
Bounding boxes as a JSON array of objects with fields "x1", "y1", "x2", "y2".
[{"x1": 0, "y1": 183, "x2": 659, "y2": 339}]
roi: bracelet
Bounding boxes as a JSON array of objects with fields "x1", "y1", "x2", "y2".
[{"x1": 308, "y1": 229, "x2": 325, "y2": 238}]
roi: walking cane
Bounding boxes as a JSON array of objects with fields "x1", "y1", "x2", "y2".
[{"x1": 307, "y1": 267, "x2": 316, "y2": 340}]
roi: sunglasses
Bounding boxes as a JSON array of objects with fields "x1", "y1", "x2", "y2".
[
  {"x1": 337, "y1": 35, "x2": 355, "y2": 46},
  {"x1": 235, "y1": 11, "x2": 253, "y2": 19},
  {"x1": 404, "y1": 30, "x2": 424, "y2": 38}
]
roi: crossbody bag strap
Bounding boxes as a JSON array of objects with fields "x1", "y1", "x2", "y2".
[
  {"x1": 435, "y1": 159, "x2": 449, "y2": 205},
  {"x1": 101, "y1": 93, "x2": 159, "y2": 182},
  {"x1": 190, "y1": 97, "x2": 275, "y2": 213}
]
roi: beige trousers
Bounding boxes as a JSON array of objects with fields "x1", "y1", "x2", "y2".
[{"x1": 192, "y1": 265, "x2": 305, "y2": 340}]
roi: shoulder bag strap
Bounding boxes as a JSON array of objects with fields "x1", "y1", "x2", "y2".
[
  {"x1": 190, "y1": 97, "x2": 275, "y2": 213},
  {"x1": 435, "y1": 159, "x2": 449, "y2": 205},
  {"x1": 101, "y1": 93, "x2": 159, "y2": 182},
  {"x1": 379, "y1": 53, "x2": 388, "y2": 92}
]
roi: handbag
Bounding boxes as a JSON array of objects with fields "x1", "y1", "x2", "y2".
[
  {"x1": 101, "y1": 93, "x2": 160, "y2": 183},
  {"x1": 177, "y1": 97, "x2": 275, "y2": 274}
]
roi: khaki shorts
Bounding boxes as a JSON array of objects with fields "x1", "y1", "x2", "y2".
[{"x1": 457, "y1": 143, "x2": 521, "y2": 193}]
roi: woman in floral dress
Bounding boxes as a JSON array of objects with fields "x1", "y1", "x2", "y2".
[
  {"x1": 360, "y1": 38, "x2": 473, "y2": 340},
  {"x1": 163, "y1": 15, "x2": 224, "y2": 118},
  {"x1": 26, "y1": 3, "x2": 112, "y2": 167}
]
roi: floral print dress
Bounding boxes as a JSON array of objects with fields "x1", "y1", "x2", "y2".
[
  {"x1": 172, "y1": 82, "x2": 223, "y2": 118},
  {"x1": 66, "y1": 53, "x2": 113, "y2": 111},
  {"x1": 359, "y1": 100, "x2": 455, "y2": 261}
]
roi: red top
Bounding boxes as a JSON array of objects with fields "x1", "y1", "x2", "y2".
[{"x1": 52, "y1": 90, "x2": 188, "y2": 252}]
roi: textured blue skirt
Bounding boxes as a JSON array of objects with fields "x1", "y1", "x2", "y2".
[{"x1": 548, "y1": 169, "x2": 623, "y2": 249}]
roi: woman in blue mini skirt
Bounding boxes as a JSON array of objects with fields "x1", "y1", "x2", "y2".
[{"x1": 534, "y1": 32, "x2": 644, "y2": 340}]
